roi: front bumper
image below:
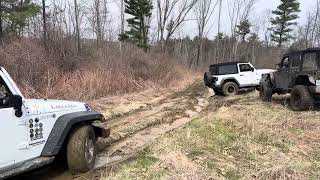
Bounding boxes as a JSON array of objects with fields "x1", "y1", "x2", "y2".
[{"x1": 309, "y1": 86, "x2": 320, "y2": 94}]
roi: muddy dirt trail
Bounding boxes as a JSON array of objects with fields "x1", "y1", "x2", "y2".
[{"x1": 11, "y1": 81, "x2": 214, "y2": 180}]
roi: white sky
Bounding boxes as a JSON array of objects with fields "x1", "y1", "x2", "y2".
[
  {"x1": 176, "y1": 0, "x2": 318, "y2": 39},
  {"x1": 42, "y1": 0, "x2": 318, "y2": 40}
]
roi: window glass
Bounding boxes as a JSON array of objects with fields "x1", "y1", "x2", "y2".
[
  {"x1": 302, "y1": 53, "x2": 317, "y2": 71},
  {"x1": 209, "y1": 65, "x2": 218, "y2": 75},
  {"x1": 282, "y1": 57, "x2": 289, "y2": 68},
  {"x1": 0, "y1": 78, "x2": 10, "y2": 97},
  {"x1": 218, "y1": 64, "x2": 238, "y2": 75},
  {"x1": 291, "y1": 54, "x2": 301, "y2": 68},
  {"x1": 0, "y1": 77, "x2": 11, "y2": 108},
  {"x1": 239, "y1": 64, "x2": 253, "y2": 72}
]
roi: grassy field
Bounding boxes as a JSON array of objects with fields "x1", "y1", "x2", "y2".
[{"x1": 102, "y1": 92, "x2": 320, "y2": 180}]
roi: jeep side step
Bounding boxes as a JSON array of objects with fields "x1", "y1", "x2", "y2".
[{"x1": 0, "y1": 157, "x2": 55, "y2": 179}]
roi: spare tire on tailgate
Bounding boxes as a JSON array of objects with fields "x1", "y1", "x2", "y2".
[{"x1": 204, "y1": 72, "x2": 212, "y2": 87}]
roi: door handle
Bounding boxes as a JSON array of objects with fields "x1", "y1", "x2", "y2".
[
  {"x1": 17, "y1": 142, "x2": 29, "y2": 150},
  {"x1": 240, "y1": 75, "x2": 244, "y2": 76}
]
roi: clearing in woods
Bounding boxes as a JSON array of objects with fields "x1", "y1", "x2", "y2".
[
  {"x1": 101, "y1": 88, "x2": 320, "y2": 179},
  {"x1": 11, "y1": 81, "x2": 320, "y2": 179}
]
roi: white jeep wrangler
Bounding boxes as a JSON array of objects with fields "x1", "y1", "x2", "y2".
[
  {"x1": 204, "y1": 62, "x2": 274, "y2": 96},
  {"x1": 0, "y1": 67, "x2": 110, "y2": 179}
]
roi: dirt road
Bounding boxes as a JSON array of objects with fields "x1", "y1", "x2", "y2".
[{"x1": 11, "y1": 80, "x2": 210, "y2": 180}]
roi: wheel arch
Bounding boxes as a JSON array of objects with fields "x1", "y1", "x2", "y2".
[
  {"x1": 261, "y1": 73, "x2": 275, "y2": 86},
  {"x1": 294, "y1": 75, "x2": 315, "y2": 86},
  {"x1": 220, "y1": 78, "x2": 240, "y2": 87},
  {"x1": 41, "y1": 111, "x2": 107, "y2": 157}
]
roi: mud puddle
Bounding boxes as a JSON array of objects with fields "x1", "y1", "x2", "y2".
[{"x1": 10, "y1": 81, "x2": 210, "y2": 180}]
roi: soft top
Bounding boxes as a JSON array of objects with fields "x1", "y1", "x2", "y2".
[
  {"x1": 209, "y1": 61, "x2": 247, "y2": 67},
  {"x1": 284, "y1": 48, "x2": 320, "y2": 56}
]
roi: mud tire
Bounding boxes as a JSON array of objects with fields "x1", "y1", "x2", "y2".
[
  {"x1": 67, "y1": 125, "x2": 97, "y2": 174},
  {"x1": 290, "y1": 85, "x2": 314, "y2": 111},
  {"x1": 222, "y1": 82, "x2": 239, "y2": 96},
  {"x1": 260, "y1": 78, "x2": 273, "y2": 102}
]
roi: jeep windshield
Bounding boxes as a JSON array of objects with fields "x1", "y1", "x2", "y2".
[{"x1": 209, "y1": 64, "x2": 238, "y2": 75}]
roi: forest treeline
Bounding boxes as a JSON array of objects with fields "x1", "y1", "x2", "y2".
[{"x1": 0, "y1": 0, "x2": 319, "y2": 99}]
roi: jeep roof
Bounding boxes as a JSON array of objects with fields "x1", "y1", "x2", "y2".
[
  {"x1": 209, "y1": 61, "x2": 248, "y2": 75},
  {"x1": 283, "y1": 48, "x2": 320, "y2": 57},
  {"x1": 209, "y1": 61, "x2": 246, "y2": 67}
]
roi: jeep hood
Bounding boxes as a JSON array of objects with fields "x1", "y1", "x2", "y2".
[
  {"x1": 24, "y1": 99, "x2": 87, "y2": 115},
  {"x1": 256, "y1": 69, "x2": 275, "y2": 75}
]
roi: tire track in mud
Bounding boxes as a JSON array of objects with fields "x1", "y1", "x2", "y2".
[
  {"x1": 10, "y1": 81, "x2": 215, "y2": 180},
  {"x1": 94, "y1": 81, "x2": 210, "y2": 169}
]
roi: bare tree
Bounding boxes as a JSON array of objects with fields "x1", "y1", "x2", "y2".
[
  {"x1": 259, "y1": 9, "x2": 272, "y2": 47},
  {"x1": 157, "y1": 0, "x2": 198, "y2": 47},
  {"x1": 227, "y1": 0, "x2": 256, "y2": 60},
  {"x1": 190, "y1": 0, "x2": 218, "y2": 67},
  {"x1": 74, "y1": 0, "x2": 81, "y2": 53},
  {"x1": 42, "y1": 0, "x2": 47, "y2": 40}
]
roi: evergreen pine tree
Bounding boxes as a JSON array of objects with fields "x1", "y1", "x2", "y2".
[
  {"x1": 119, "y1": 0, "x2": 152, "y2": 49},
  {"x1": 235, "y1": 19, "x2": 251, "y2": 42},
  {"x1": 0, "y1": 0, "x2": 40, "y2": 38},
  {"x1": 271, "y1": 0, "x2": 300, "y2": 47}
]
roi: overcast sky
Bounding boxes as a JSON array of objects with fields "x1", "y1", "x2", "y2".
[
  {"x1": 48, "y1": 0, "x2": 317, "y2": 40},
  {"x1": 175, "y1": 0, "x2": 318, "y2": 39}
]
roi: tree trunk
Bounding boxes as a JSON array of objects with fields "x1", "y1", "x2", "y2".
[
  {"x1": 74, "y1": 0, "x2": 81, "y2": 53},
  {"x1": 42, "y1": 0, "x2": 47, "y2": 40},
  {"x1": 0, "y1": 0, "x2": 3, "y2": 39}
]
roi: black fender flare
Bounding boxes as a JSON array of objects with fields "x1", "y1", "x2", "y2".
[
  {"x1": 294, "y1": 74, "x2": 316, "y2": 86},
  {"x1": 220, "y1": 78, "x2": 240, "y2": 87},
  {"x1": 261, "y1": 73, "x2": 275, "y2": 86},
  {"x1": 41, "y1": 111, "x2": 106, "y2": 157}
]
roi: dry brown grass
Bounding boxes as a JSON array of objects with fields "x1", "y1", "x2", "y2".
[
  {"x1": 0, "y1": 39, "x2": 191, "y2": 101},
  {"x1": 103, "y1": 92, "x2": 320, "y2": 180}
]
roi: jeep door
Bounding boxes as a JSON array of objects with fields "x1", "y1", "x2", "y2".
[
  {"x1": 237, "y1": 63, "x2": 257, "y2": 86},
  {"x1": 0, "y1": 72, "x2": 29, "y2": 170},
  {"x1": 274, "y1": 56, "x2": 290, "y2": 89},
  {"x1": 288, "y1": 53, "x2": 302, "y2": 87}
]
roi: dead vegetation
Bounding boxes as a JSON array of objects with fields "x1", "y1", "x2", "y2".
[
  {"x1": 103, "y1": 92, "x2": 320, "y2": 179},
  {"x1": 0, "y1": 39, "x2": 189, "y2": 100}
]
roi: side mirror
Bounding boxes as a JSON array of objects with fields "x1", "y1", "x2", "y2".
[
  {"x1": 275, "y1": 64, "x2": 280, "y2": 70},
  {"x1": 7, "y1": 95, "x2": 23, "y2": 117},
  {"x1": 251, "y1": 67, "x2": 255, "y2": 72}
]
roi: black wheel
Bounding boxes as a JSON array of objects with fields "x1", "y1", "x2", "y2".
[
  {"x1": 67, "y1": 125, "x2": 97, "y2": 174},
  {"x1": 222, "y1": 82, "x2": 239, "y2": 96},
  {"x1": 260, "y1": 78, "x2": 273, "y2": 102},
  {"x1": 290, "y1": 85, "x2": 314, "y2": 111}
]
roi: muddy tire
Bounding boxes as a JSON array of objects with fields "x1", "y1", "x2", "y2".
[
  {"x1": 290, "y1": 85, "x2": 314, "y2": 111},
  {"x1": 67, "y1": 125, "x2": 97, "y2": 174},
  {"x1": 260, "y1": 78, "x2": 272, "y2": 102},
  {"x1": 222, "y1": 82, "x2": 239, "y2": 96}
]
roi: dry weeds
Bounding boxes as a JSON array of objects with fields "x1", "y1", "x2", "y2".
[
  {"x1": 0, "y1": 39, "x2": 194, "y2": 101},
  {"x1": 103, "y1": 92, "x2": 320, "y2": 180}
]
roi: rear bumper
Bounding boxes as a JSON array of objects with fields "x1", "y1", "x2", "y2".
[{"x1": 203, "y1": 72, "x2": 219, "y2": 89}]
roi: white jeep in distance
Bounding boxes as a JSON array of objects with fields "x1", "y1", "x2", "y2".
[
  {"x1": 0, "y1": 66, "x2": 110, "y2": 179},
  {"x1": 204, "y1": 62, "x2": 274, "y2": 96}
]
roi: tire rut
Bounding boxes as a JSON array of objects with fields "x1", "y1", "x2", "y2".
[{"x1": 94, "y1": 81, "x2": 210, "y2": 170}]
